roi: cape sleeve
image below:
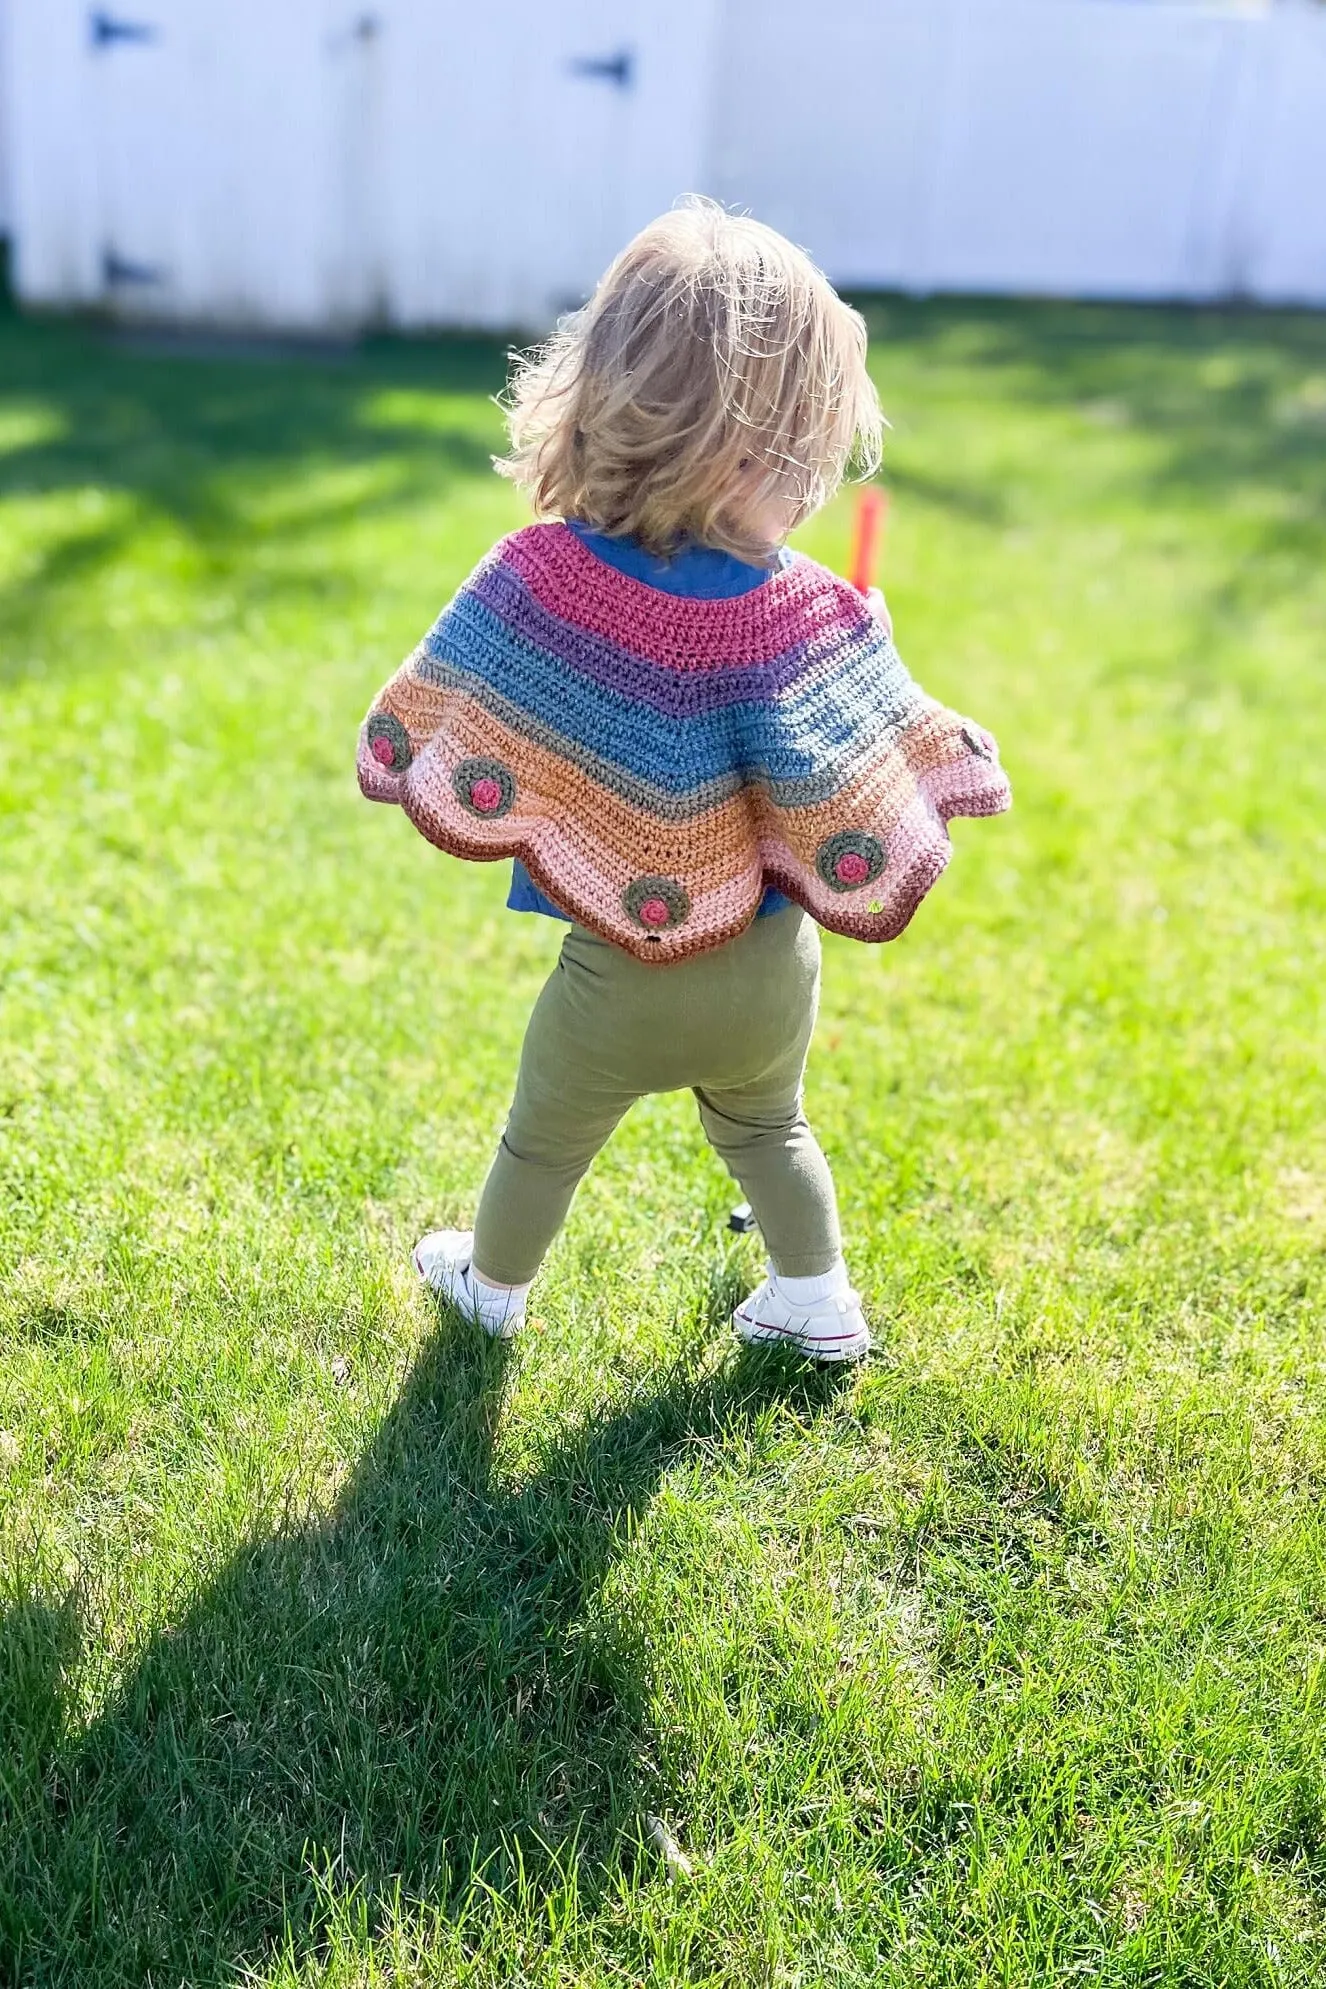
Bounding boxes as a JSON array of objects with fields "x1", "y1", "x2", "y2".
[
  {"x1": 746, "y1": 602, "x2": 1013, "y2": 944},
  {"x1": 355, "y1": 636, "x2": 450, "y2": 806}
]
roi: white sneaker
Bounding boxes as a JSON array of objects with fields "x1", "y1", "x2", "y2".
[
  {"x1": 733, "y1": 1272, "x2": 871, "y2": 1363},
  {"x1": 412, "y1": 1229, "x2": 524, "y2": 1340}
]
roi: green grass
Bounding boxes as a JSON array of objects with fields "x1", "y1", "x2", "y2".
[{"x1": 1, "y1": 294, "x2": 1325, "y2": 1987}]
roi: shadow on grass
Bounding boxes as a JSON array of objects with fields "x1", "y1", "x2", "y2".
[
  {"x1": 0, "y1": 318, "x2": 506, "y2": 681},
  {"x1": 0, "y1": 1292, "x2": 852, "y2": 1986},
  {"x1": 5, "y1": 297, "x2": 1326, "y2": 684},
  {"x1": 857, "y1": 294, "x2": 1326, "y2": 579}
]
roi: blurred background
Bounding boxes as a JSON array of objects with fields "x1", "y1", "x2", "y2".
[{"x1": 1, "y1": 0, "x2": 1324, "y2": 332}]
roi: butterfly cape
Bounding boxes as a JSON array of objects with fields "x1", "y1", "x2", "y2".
[{"x1": 358, "y1": 522, "x2": 1011, "y2": 964}]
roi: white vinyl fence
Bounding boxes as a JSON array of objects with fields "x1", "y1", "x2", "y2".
[
  {"x1": 1, "y1": 1, "x2": 720, "y2": 329},
  {"x1": 0, "y1": 0, "x2": 12, "y2": 243},
  {"x1": 709, "y1": 0, "x2": 1326, "y2": 306},
  {"x1": 1, "y1": 0, "x2": 1323, "y2": 330}
]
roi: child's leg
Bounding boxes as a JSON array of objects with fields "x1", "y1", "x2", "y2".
[
  {"x1": 470, "y1": 959, "x2": 640, "y2": 1287},
  {"x1": 695, "y1": 1073, "x2": 843, "y2": 1281}
]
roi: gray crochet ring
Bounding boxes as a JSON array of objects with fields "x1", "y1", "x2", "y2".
[
  {"x1": 815, "y1": 830, "x2": 887, "y2": 893},
  {"x1": 623, "y1": 875, "x2": 691, "y2": 934},
  {"x1": 365, "y1": 710, "x2": 412, "y2": 772}
]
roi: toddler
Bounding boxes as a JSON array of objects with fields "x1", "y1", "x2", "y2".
[{"x1": 358, "y1": 199, "x2": 1010, "y2": 1361}]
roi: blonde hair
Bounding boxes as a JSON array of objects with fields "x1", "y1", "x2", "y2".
[{"x1": 495, "y1": 197, "x2": 884, "y2": 563}]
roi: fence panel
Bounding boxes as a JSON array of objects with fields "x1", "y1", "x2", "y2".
[{"x1": 710, "y1": 0, "x2": 1326, "y2": 307}]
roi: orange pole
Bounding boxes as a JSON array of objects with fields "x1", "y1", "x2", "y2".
[{"x1": 849, "y1": 485, "x2": 888, "y2": 593}]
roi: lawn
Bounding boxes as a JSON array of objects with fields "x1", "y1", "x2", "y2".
[{"x1": 1, "y1": 292, "x2": 1324, "y2": 1988}]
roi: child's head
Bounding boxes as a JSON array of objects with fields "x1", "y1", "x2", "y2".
[{"x1": 497, "y1": 197, "x2": 883, "y2": 563}]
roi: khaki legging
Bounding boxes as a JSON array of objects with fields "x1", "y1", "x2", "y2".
[{"x1": 472, "y1": 905, "x2": 842, "y2": 1285}]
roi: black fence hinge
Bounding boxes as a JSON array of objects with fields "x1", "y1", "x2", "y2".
[
  {"x1": 103, "y1": 247, "x2": 166, "y2": 288},
  {"x1": 569, "y1": 49, "x2": 634, "y2": 90},
  {"x1": 91, "y1": 12, "x2": 158, "y2": 49}
]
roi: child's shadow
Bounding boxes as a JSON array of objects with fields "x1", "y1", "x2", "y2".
[{"x1": 2, "y1": 1301, "x2": 851, "y2": 1985}]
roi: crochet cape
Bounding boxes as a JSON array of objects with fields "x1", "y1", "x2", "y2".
[{"x1": 357, "y1": 522, "x2": 1011, "y2": 964}]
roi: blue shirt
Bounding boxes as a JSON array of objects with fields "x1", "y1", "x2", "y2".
[{"x1": 508, "y1": 523, "x2": 794, "y2": 923}]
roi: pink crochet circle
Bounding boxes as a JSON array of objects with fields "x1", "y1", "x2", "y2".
[
  {"x1": 639, "y1": 895, "x2": 671, "y2": 928},
  {"x1": 834, "y1": 851, "x2": 871, "y2": 885},
  {"x1": 371, "y1": 734, "x2": 396, "y2": 767},
  {"x1": 469, "y1": 777, "x2": 503, "y2": 813}
]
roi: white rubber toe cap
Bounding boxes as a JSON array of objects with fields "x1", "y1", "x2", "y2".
[{"x1": 733, "y1": 1279, "x2": 871, "y2": 1363}]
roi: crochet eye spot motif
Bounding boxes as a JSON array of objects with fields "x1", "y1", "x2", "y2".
[
  {"x1": 365, "y1": 711, "x2": 412, "y2": 771},
  {"x1": 817, "y1": 831, "x2": 887, "y2": 894},
  {"x1": 624, "y1": 876, "x2": 690, "y2": 937},
  {"x1": 453, "y1": 756, "x2": 516, "y2": 819}
]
